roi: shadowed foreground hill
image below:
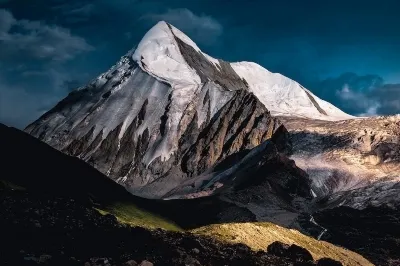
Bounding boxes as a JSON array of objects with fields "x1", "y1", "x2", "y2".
[
  {"x1": 0, "y1": 123, "x2": 290, "y2": 265},
  {"x1": 0, "y1": 123, "x2": 180, "y2": 230},
  {"x1": 0, "y1": 123, "x2": 136, "y2": 203},
  {"x1": 1, "y1": 188, "x2": 299, "y2": 266},
  {"x1": 0, "y1": 124, "x2": 371, "y2": 265}
]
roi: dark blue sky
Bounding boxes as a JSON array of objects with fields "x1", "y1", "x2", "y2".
[{"x1": 1, "y1": 0, "x2": 399, "y2": 128}]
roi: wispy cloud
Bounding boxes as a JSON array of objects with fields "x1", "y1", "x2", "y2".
[
  {"x1": 336, "y1": 84, "x2": 380, "y2": 115},
  {"x1": 318, "y1": 73, "x2": 400, "y2": 116},
  {"x1": 0, "y1": 9, "x2": 93, "y2": 62},
  {"x1": 0, "y1": 8, "x2": 93, "y2": 128},
  {"x1": 141, "y1": 8, "x2": 223, "y2": 45}
]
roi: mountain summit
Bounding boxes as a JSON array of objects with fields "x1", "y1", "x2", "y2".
[
  {"x1": 25, "y1": 21, "x2": 350, "y2": 199},
  {"x1": 133, "y1": 21, "x2": 352, "y2": 120}
]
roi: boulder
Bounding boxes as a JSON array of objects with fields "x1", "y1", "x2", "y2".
[
  {"x1": 267, "y1": 241, "x2": 290, "y2": 257},
  {"x1": 139, "y1": 260, "x2": 154, "y2": 266},
  {"x1": 267, "y1": 241, "x2": 313, "y2": 262},
  {"x1": 123, "y1": 260, "x2": 138, "y2": 266},
  {"x1": 288, "y1": 244, "x2": 313, "y2": 262}
]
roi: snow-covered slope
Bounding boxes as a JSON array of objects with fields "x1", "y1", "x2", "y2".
[
  {"x1": 231, "y1": 62, "x2": 353, "y2": 120},
  {"x1": 132, "y1": 21, "x2": 352, "y2": 121}
]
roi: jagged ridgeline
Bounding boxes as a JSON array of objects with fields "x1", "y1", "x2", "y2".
[{"x1": 25, "y1": 21, "x2": 351, "y2": 198}]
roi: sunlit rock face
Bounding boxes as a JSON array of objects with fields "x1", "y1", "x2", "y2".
[{"x1": 280, "y1": 115, "x2": 400, "y2": 208}]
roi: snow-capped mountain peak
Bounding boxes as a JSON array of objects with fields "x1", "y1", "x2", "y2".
[
  {"x1": 132, "y1": 21, "x2": 352, "y2": 121},
  {"x1": 132, "y1": 21, "x2": 201, "y2": 85},
  {"x1": 26, "y1": 21, "x2": 353, "y2": 198}
]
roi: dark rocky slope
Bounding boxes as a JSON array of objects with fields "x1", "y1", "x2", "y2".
[
  {"x1": 1, "y1": 122, "x2": 311, "y2": 229},
  {"x1": 0, "y1": 124, "x2": 336, "y2": 266},
  {"x1": 313, "y1": 206, "x2": 400, "y2": 266},
  {"x1": 0, "y1": 123, "x2": 133, "y2": 204}
]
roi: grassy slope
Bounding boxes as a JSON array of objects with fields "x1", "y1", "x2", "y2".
[
  {"x1": 0, "y1": 179, "x2": 181, "y2": 231},
  {"x1": 191, "y1": 223, "x2": 373, "y2": 266},
  {"x1": 96, "y1": 202, "x2": 181, "y2": 231},
  {"x1": 0, "y1": 180, "x2": 26, "y2": 191},
  {"x1": 97, "y1": 200, "x2": 372, "y2": 266}
]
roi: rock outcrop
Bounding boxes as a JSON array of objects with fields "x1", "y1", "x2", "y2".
[{"x1": 267, "y1": 241, "x2": 314, "y2": 263}]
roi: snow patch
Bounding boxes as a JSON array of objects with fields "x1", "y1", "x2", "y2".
[{"x1": 311, "y1": 189, "x2": 317, "y2": 198}]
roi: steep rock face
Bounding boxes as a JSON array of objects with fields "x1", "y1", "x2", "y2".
[
  {"x1": 156, "y1": 134, "x2": 312, "y2": 227},
  {"x1": 26, "y1": 65, "x2": 279, "y2": 199},
  {"x1": 179, "y1": 91, "x2": 279, "y2": 177},
  {"x1": 24, "y1": 22, "x2": 288, "y2": 199}
]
